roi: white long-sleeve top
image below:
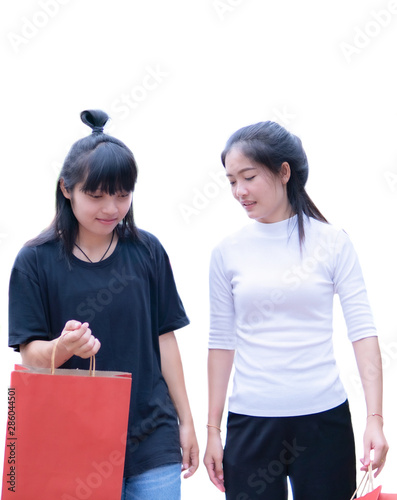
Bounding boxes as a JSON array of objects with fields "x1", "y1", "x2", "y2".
[{"x1": 209, "y1": 215, "x2": 377, "y2": 417}]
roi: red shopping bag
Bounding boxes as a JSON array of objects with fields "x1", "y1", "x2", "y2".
[
  {"x1": 356, "y1": 486, "x2": 383, "y2": 499},
  {"x1": 1, "y1": 357, "x2": 131, "y2": 500},
  {"x1": 355, "y1": 487, "x2": 397, "y2": 499},
  {"x1": 352, "y1": 463, "x2": 397, "y2": 500}
]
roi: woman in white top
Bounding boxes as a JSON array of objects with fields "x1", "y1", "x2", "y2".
[{"x1": 203, "y1": 121, "x2": 388, "y2": 500}]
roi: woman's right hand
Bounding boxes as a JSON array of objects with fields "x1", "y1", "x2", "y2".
[
  {"x1": 204, "y1": 428, "x2": 225, "y2": 492},
  {"x1": 58, "y1": 320, "x2": 101, "y2": 359},
  {"x1": 20, "y1": 320, "x2": 101, "y2": 369}
]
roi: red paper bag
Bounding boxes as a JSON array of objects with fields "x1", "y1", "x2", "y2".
[
  {"x1": 353, "y1": 464, "x2": 397, "y2": 500},
  {"x1": 357, "y1": 487, "x2": 397, "y2": 499},
  {"x1": 1, "y1": 362, "x2": 131, "y2": 500},
  {"x1": 356, "y1": 485, "x2": 383, "y2": 499}
]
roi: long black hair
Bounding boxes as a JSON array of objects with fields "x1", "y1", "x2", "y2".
[
  {"x1": 221, "y1": 121, "x2": 327, "y2": 244},
  {"x1": 27, "y1": 109, "x2": 139, "y2": 257}
]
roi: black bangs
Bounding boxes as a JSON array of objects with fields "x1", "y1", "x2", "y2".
[
  {"x1": 27, "y1": 110, "x2": 140, "y2": 258},
  {"x1": 80, "y1": 141, "x2": 137, "y2": 195}
]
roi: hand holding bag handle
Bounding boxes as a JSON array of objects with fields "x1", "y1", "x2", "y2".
[
  {"x1": 350, "y1": 462, "x2": 375, "y2": 500},
  {"x1": 51, "y1": 336, "x2": 96, "y2": 375}
]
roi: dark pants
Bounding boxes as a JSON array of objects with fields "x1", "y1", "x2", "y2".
[{"x1": 223, "y1": 400, "x2": 356, "y2": 500}]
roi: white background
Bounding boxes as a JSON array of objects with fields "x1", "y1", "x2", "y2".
[{"x1": 1, "y1": 0, "x2": 397, "y2": 497}]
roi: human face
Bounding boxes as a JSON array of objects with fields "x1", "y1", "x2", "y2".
[
  {"x1": 60, "y1": 180, "x2": 133, "y2": 242},
  {"x1": 225, "y1": 147, "x2": 292, "y2": 224}
]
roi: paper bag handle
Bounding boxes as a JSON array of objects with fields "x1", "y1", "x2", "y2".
[
  {"x1": 349, "y1": 462, "x2": 374, "y2": 500},
  {"x1": 51, "y1": 337, "x2": 96, "y2": 376}
]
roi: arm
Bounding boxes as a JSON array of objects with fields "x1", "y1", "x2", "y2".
[
  {"x1": 203, "y1": 348, "x2": 235, "y2": 493},
  {"x1": 352, "y1": 336, "x2": 389, "y2": 476},
  {"x1": 20, "y1": 320, "x2": 101, "y2": 368},
  {"x1": 159, "y1": 331, "x2": 199, "y2": 479}
]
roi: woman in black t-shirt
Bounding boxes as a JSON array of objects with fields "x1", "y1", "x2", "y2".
[{"x1": 8, "y1": 109, "x2": 199, "y2": 499}]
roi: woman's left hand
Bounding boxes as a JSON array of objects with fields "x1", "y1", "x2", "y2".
[
  {"x1": 360, "y1": 416, "x2": 389, "y2": 477},
  {"x1": 179, "y1": 420, "x2": 199, "y2": 479},
  {"x1": 352, "y1": 337, "x2": 389, "y2": 477}
]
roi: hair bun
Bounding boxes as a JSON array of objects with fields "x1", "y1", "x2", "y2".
[{"x1": 80, "y1": 109, "x2": 109, "y2": 134}]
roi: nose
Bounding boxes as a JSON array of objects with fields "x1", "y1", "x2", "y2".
[
  {"x1": 101, "y1": 195, "x2": 118, "y2": 215},
  {"x1": 234, "y1": 182, "x2": 248, "y2": 198}
]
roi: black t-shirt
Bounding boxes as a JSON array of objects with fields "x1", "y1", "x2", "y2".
[{"x1": 8, "y1": 230, "x2": 190, "y2": 477}]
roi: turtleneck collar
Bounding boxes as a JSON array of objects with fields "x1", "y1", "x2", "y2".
[{"x1": 251, "y1": 214, "x2": 299, "y2": 239}]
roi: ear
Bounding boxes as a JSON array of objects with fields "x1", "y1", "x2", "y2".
[
  {"x1": 280, "y1": 162, "x2": 291, "y2": 184},
  {"x1": 59, "y1": 178, "x2": 72, "y2": 200}
]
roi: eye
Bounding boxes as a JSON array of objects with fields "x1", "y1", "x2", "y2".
[
  {"x1": 229, "y1": 180, "x2": 236, "y2": 186},
  {"x1": 117, "y1": 192, "x2": 130, "y2": 198},
  {"x1": 245, "y1": 176, "x2": 256, "y2": 181},
  {"x1": 87, "y1": 193, "x2": 102, "y2": 199}
]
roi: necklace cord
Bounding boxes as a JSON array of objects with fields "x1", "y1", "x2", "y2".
[{"x1": 74, "y1": 230, "x2": 115, "y2": 263}]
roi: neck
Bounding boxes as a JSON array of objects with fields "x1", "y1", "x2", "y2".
[{"x1": 74, "y1": 230, "x2": 116, "y2": 263}]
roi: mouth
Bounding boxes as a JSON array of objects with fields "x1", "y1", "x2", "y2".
[
  {"x1": 241, "y1": 201, "x2": 256, "y2": 208},
  {"x1": 97, "y1": 218, "x2": 118, "y2": 224}
]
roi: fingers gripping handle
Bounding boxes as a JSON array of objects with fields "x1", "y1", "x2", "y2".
[{"x1": 51, "y1": 337, "x2": 96, "y2": 376}]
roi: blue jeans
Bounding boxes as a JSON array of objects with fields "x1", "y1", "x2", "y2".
[{"x1": 121, "y1": 463, "x2": 181, "y2": 500}]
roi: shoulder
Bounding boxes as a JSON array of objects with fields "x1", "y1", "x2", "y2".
[
  {"x1": 136, "y1": 228, "x2": 163, "y2": 248},
  {"x1": 137, "y1": 228, "x2": 167, "y2": 256},
  {"x1": 304, "y1": 217, "x2": 356, "y2": 259},
  {"x1": 13, "y1": 239, "x2": 60, "y2": 270},
  {"x1": 212, "y1": 223, "x2": 254, "y2": 253},
  {"x1": 10, "y1": 240, "x2": 61, "y2": 287},
  {"x1": 209, "y1": 224, "x2": 254, "y2": 275},
  {"x1": 305, "y1": 217, "x2": 350, "y2": 242},
  {"x1": 121, "y1": 229, "x2": 169, "y2": 263}
]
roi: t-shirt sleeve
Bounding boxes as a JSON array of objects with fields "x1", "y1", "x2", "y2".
[
  {"x1": 151, "y1": 238, "x2": 190, "y2": 335},
  {"x1": 208, "y1": 245, "x2": 236, "y2": 350},
  {"x1": 333, "y1": 229, "x2": 377, "y2": 342},
  {"x1": 8, "y1": 248, "x2": 51, "y2": 351}
]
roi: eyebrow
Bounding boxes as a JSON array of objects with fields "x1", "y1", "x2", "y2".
[{"x1": 226, "y1": 167, "x2": 257, "y2": 177}]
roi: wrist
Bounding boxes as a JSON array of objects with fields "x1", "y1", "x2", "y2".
[
  {"x1": 52, "y1": 337, "x2": 73, "y2": 367},
  {"x1": 207, "y1": 424, "x2": 222, "y2": 432},
  {"x1": 178, "y1": 413, "x2": 194, "y2": 427},
  {"x1": 366, "y1": 413, "x2": 384, "y2": 427},
  {"x1": 367, "y1": 412, "x2": 383, "y2": 419}
]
